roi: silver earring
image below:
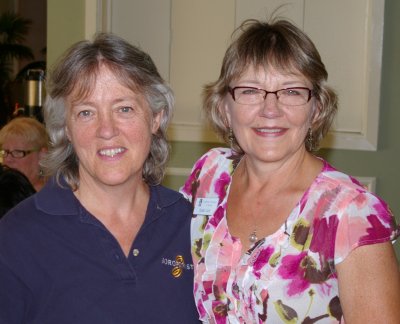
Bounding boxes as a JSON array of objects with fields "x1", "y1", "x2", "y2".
[
  {"x1": 306, "y1": 128, "x2": 314, "y2": 151},
  {"x1": 228, "y1": 127, "x2": 235, "y2": 148}
]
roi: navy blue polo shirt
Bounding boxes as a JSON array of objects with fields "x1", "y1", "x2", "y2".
[{"x1": 0, "y1": 178, "x2": 200, "y2": 323}]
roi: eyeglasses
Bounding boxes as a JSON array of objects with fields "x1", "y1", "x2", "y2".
[
  {"x1": 0, "y1": 149, "x2": 39, "y2": 159},
  {"x1": 228, "y1": 86, "x2": 314, "y2": 106}
]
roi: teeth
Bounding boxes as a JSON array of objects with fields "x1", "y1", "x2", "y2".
[
  {"x1": 99, "y1": 148, "x2": 124, "y2": 157},
  {"x1": 258, "y1": 128, "x2": 281, "y2": 133}
]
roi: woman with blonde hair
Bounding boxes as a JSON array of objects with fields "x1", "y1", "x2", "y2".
[
  {"x1": 0, "y1": 117, "x2": 48, "y2": 191},
  {"x1": 181, "y1": 18, "x2": 400, "y2": 323}
]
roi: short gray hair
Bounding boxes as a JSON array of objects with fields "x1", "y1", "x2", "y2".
[{"x1": 41, "y1": 33, "x2": 174, "y2": 189}]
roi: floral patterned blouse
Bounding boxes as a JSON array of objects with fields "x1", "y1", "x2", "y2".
[{"x1": 180, "y1": 148, "x2": 399, "y2": 324}]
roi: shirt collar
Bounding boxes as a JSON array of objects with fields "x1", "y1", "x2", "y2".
[{"x1": 35, "y1": 177, "x2": 183, "y2": 216}]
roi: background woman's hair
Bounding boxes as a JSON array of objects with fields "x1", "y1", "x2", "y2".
[
  {"x1": 0, "y1": 117, "x2": 49, "y2": 150},
  {"x1": 42, "y1": 32, "x2": 174, "y2": 189}
]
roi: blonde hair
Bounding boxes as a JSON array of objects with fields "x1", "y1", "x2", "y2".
[
  {"x1": 0, "y1": 117, "x2": 49, "y2": 150},
  {"x1": 203, "y1": 18, "x2": 338, "y2": 154}
]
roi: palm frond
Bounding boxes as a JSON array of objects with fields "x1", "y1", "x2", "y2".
[{"x1": 0, "y1": 11, "x2": 32, "y2": 44}]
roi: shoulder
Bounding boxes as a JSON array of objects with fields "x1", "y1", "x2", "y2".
[
  {"x1": 151, "y1": 184, "x2": 192, "y2": 212},
  {"x1": 304, "y1": 159, "x2": 395, "y2": 234},
  {"x1": 0, "y1": 178, "x2": 79, "y2": 240},
  {"x1": 0, "y1": 194, "x2": 37, "y2": 228},
  {"x1": 180, "y1": 147, "x2": 235, "y2": 200},
  {"x1": 310, "y1": 160, "x2": 384, "y2": 208},
  {"x1": 305, "y1": 161, "x2": 398, "y2": 258},
  {"x1": 189, "y1": 147, "x2": 234, "y2": 172}
]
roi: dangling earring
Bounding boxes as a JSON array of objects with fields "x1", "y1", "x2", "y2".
[
  {"x1": 228, "y1": 127, "x2": 235, "y2": 148},
  {"x1": 306, "y1": 128, "x2": 314, "y2": 151}
]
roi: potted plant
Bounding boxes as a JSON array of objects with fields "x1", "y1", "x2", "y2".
[{"x1": 0, "y1": 11, "x2": 34, "y2": 126}]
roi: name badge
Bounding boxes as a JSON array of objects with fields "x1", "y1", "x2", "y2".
[{"x1": 193, "y1": 197, "x2": 219, "y2": 215}]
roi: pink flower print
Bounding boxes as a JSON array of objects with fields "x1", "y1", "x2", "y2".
[
  {"x1": 215, "y1": 266, "x2": 231, "y2": 292},
  {"x1": 181, "y1": 155, "x2": 207, "y2": 195},
  {"x1": 196, "y1": 300, "x2": 208, "y2": 319},
  {"x1": 203, "y1": 279, "x2": 213, "y2": 296},
  {"x1": 278, "y1": 252, "x2": 333, "y2": 296},
  {"x1": 323, "y1": 162, "x2": 336, "y2": 172},
  {"x1": 214, "y1": 172, "x2": 231, "y2": 204},
  {"x1": 208, "y1": 205, "x2": 225, "y2": 227},
  {"x1": 310, "y1": 214, "x2": 339, "y2": 261},
  {"x1": 258, "y1": 289, "x2": 269, "y2": 322},
  {"x1": 212, "y1": 300, "x2": 228, "y2": 323},
  {"x1": 349, "y1": 175, "x2": 364, "y2": 188},
  {"x1": 278, "y1": 252, "x2": 311, "y2": 296},
  {"x1": 311, "y1": 189, "x2": 338, "y2": 223},
  {"x1": 361, "y1": 214, "x2": 394, "y2": 242},
  {"x1": 373, "y1": 199, "x2": 395, "y2": 225},
  {"x1": 252, "y1": 246, "x2": 275, "y2": 279}
]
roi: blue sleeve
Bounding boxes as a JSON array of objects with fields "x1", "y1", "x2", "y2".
[{"x1": 0, "y1": 260, "x2": 31, "y2": 323}]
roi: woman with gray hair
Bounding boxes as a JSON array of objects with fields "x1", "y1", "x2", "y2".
[{"x1": 0, "y1": 33, "x2": 199, "y2": 323}]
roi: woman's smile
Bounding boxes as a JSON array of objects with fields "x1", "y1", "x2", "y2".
[{"x1": 98, "y1": 147, "x2": 126, "y2": 158}]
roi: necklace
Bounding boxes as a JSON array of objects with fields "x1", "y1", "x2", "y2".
[
  {"x1": 248, "y1": 220, "x2": 290, "y2": 244},
  {"x1": 249, "y1": 230, "x2": 258, "y2": 244}
]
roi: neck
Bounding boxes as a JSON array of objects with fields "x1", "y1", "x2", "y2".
[
  {"x1": 32, "y1": 177, "x2": 46, "y2": 192},
  {"x1": 74, "y1": 178, "x2": 149, "y2": 223},
  {"x1": 238, "y1": 151, "x2": 314, "y2": 193}
]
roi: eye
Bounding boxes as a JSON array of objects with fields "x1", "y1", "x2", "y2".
[
  {"x1": 119, "y1": 106, "x2": 133, "y2": 113},
  {"x1": 240, "y1": 88, "x2": 261, "y2": 95},
  {"x1": 77, "y1": 110, "x2": 93, "y2": 117},
  {"x1": 281, "y1": 88, "x2": 302, "y2": 96}
]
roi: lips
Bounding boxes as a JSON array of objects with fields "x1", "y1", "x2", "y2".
[{"x1": 98, "y1": 147, "x2": 125, "y2": 157}]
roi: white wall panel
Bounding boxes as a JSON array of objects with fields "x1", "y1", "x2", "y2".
[{"x1": 105, "y1": 0, "x2": 384, "y2": 150}]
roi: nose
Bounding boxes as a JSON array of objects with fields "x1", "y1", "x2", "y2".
[
  {"x1": 260, "y1": 93, "x2": 283, "y2": 117},
  {"x1": 96, "y1": 112, "x2": 119, "y2": 139}
]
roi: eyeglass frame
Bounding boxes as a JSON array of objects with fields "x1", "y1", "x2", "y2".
[
  {"x1": 227, "y1": 86, "x2": 314, "y2": 106},
  {"x1": 0, "y1": 148, "x2": 40, "y2": 159}
]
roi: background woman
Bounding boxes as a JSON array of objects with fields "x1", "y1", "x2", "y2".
[
  {"x1": 181, "y1": 19, "x2": 400, "y2": 323},
  {"x1": 0, "y1": 33, "x2": 199, "y2": 323},
  {"x1": 0, "y1": 164, "x2": 36, "y2": 218},
  {"x1": 0, "y1": 117, "x2": 48, "y2": 191}
]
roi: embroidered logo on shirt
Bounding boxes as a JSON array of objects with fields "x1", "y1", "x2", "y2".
[{"x1": 161, "y1": 255, "x2": 194, "y2": 278}]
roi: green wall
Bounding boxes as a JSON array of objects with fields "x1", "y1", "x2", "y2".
[
  {"x1": 317, "y1": 0, "x2": 400, "y2": 259},
  {"x1": 47, "y1": 0, "x2": 85, "y2": 69}
]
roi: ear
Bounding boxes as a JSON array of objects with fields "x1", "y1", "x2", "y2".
[
  {"x1": 39, "y1": 146, "x2": 48, "y2": 159},
  {"x1": 151, "y1": 110, "x2": 163, "y2": 134},
  {"x1": 65, "y1": 125, "x2": 72, "y2": 141}
]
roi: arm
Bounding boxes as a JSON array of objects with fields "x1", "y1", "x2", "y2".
[
  {"x1": 0, "y1": 260, "x2": 30, "y2": 323},
  {"x1": 337, "y1": 242, "x2": 400, "y2": 323}
]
